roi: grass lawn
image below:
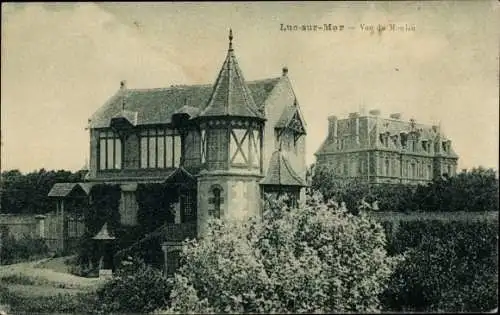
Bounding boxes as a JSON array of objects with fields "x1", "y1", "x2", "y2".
[
  {"x1": 0, "y1": 257, "x2": 106, "y2": 313},
  {"x1": 1, "y1": 257, "x2": 103, "y2": 289}
]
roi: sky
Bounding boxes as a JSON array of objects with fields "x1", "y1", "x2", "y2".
[{"x1": 1, "y1": 1, "x2": 499, "y2": 173}]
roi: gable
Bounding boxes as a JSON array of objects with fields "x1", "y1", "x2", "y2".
[{"x1": 275, "y1": 103, "x2": 306, "y2": 136}]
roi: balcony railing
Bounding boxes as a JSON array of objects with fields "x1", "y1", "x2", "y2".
[{"x1": 164, "y1": 222, "x2": 197, "y2": 241}]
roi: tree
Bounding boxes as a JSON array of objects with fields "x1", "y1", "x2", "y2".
[
  {"x1": 310, "y1": 164, "x2": 499, "y2": 212},
  {"x1": 311, "y1": 164, "x2": 370, "y2": 212},
  {"x1": 162, "y1": 193, "x2": 399, "y2": 314},
  {"x1": 1, "y1": 168, "x2": 86, "y2": 214}
]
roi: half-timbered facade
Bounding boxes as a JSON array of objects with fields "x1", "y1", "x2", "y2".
[{"x1": 59, "y1": 30, "x2": 308, "y2": 274}]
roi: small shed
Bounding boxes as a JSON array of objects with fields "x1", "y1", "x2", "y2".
[{"x1": 47, "y1": 183, "x2": 91, "y2": 253}]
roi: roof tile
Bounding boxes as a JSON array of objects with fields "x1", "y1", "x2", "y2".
[
  {"x1": 88, "y1": 79, "x2": 280, "y2": 129},
  {"x1": 261, "y1": 151, "x2": 306, "y2": 187}
]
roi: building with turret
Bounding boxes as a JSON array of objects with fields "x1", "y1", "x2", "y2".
[
  {"x1": 315, "y1": 110, "x2": 458, "y2": 185},
  {"x1": 51, "y1": 30, "x2": 308, "y2": 274}
]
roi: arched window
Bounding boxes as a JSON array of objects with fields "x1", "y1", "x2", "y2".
[
  {"x1": 385, "y1": 159, "x2": 390, "y2": 176},
  {"x1": 208, "y1": 185, "x2": 223, "y2": 218}
]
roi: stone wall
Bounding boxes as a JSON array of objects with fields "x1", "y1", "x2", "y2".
[{"x1": 197, "y1": 174, "x2": 261, "y2": 237}]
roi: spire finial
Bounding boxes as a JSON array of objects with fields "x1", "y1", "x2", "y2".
[{"x1": 229, "y1": 28, "x2": 233, "y2": 51}]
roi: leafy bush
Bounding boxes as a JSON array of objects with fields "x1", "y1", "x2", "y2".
[
  {"x1": 163, "y1": 193, "x2": 398, "y2": 314},
  {"x1": 381, "y1": 219, "x2": 499, "y2": 312},
  {"x1": 0, "y1": 234, "x2": 49, "y2": 265},
  {"x1": 93, "y1": 256, "x2": 171, "y2": 314}
]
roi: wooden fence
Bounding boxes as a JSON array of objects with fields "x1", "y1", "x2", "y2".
[{"x1": 42, "y1": 211, "x2": 85, "y2": 252}]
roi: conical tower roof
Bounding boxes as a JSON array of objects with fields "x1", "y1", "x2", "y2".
[{"x1": 200, "y1": 29, "x2": 263, "y2": 119}]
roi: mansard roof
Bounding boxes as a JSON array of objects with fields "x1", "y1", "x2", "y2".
[
  {"x1": 88, "y1": 78, "x2": 280, "y2": 129},
  {"x1": 199, "y1": 29, "x2": 263, "y2": 119},
  {"x1": 315, "y1": 115, "x2": 457, "y2": 157},
  {"x1": 261, "y1": 150, "x2": 307, "y2": 187}
]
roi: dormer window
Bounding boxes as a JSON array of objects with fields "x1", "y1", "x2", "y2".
[
  {"x1": 442, "y1": 141, "x2": 448, "y2": 153},
  {"x1": 422, "y1": 140, "x2": 428, "y2": 152},
  {"x1": 98, "y1": 130, "x2": 122, "y2": 170},
  {"x1": 400, "y1": 133, "x2": 408, "y2": 149},
  {"x1": 379, "y1": 133, "x2": 390, "y2": 147}
]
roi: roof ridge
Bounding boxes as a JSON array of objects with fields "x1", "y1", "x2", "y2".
[
  {"x1": 118, "y1": 77, "x2": 280, "y2": 93},
  {"x1": 127, "y1": 84, "x2": 213, "y2": 92},
  {"x1": 246, "y1": 76, "x2": 282, "y2": 84}
]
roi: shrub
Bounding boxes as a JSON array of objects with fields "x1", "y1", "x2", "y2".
[
  {"x1": 381, "y1": 219, "x2": 499, "y2": 312},
  {"x1": 0, "y1": 284, "x2": 95, "y2": 314},
  {"x1": 163, "y1": 193, "x2": 398, "y2": 314},
  {"x1": 311, "y1": 164, "x2": 499, "y2": 212},
  {"x1": 93, "y1": 256, "x2": 171, "y2": 314},
  {"x1": 0, "y1": 234, "x2": 49, "y2": 265}
]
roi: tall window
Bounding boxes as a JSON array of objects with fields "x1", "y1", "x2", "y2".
[
  {"x1": 99, "y1": 130, "x2": 122, "y2": 170},
  {"x1": 180, "y1": 190, "x2": 196, "y2": 223},
  {"x1": 140, "y1": 129, "x2": 181, "y2": 168},
  {"x1": 208, "y1": 186, "x2": 223, "y2": 218},
  {"x1": 385, "y1": 159, "x2": 390, "y2": 176}
]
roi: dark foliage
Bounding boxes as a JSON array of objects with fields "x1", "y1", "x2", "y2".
[
  {"x1": 76, "y1": 184, "x2": 121, "y2": 272},
  {"x1": 0, "y1": 169, "x2": 87, "y2": 214},
  {"x1": 312, "y1": 165, "x2": 499, "y2": 212},
  {"x1": 136, "y1": 183, "x2": 176, "y2": 232},
  {"x1": 380, "y1": 219, "x2": 499, "y2": 312}
]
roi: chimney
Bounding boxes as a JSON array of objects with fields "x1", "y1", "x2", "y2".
[
  {"x1": 348, "y1": 113, "x2": 360, "y2": 143},
  {"x1": 328, "y1": 115, "x2": 338, "y2": 139},
  {"x1": 390, "y1": 113, "x2": 402, "y2": 120},
  {"x1": 282, "y1": 66, "x2": 288, "y2": 76},
  {"x1": 369, "y1": 109, "x2": 381, "y2": 116},
  {"x1": 120, "y1": 80, "x2": 127, "y2": 90}
]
